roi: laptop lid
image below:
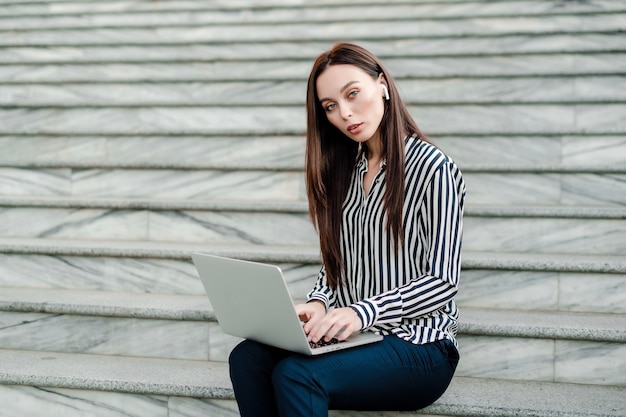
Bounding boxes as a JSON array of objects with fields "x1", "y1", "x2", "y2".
[{"x1": 191, "y1": 253, "x2": 382, "y2": 355}]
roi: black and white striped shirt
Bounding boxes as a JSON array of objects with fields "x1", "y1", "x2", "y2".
[{"x1": 307, "y1": 135, "x2": 466, "y2": 346}]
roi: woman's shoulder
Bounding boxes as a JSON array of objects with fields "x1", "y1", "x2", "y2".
[
  {"x1": 405, "y1": 135, "x2": 453, "y2": 173},
  {"x1": 404, "y1": 136, "x2": 465, "y2": 196}
]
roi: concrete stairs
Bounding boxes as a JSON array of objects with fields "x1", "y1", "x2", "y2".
[{"x1": 0, "y1": 0, "x2": 625, "y2": 415}]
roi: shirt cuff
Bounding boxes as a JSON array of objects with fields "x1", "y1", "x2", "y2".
[
  {"x1": 349, "y1": 299, "x2": 378, "y2": 329},
  {"x1": 307, "y1": 293, "x2": 329, "y2": 310}
]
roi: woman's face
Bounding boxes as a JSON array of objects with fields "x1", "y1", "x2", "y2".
[{"x1": 316, "y1": 64, "x2": 386, "y2": 145}]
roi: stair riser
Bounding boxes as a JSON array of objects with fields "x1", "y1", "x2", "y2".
[
  {"x1": 2, "y1": 208, "x2": 623, "y2": 254},
  {"x1": 2, "y1": 253, "x2": 624, "y2": 314},
  {"x1": 0, "y1": 208, "x2": 319, "y2": 246},
  {"x1": 0, "y1": 385, "x2": 437, "y2": 417},
  {"x1": 2, "y1": 34, "x2": 623, "y2": 65},
  {"x1": 2, "y1": 136, "x2": 625, "y2": 171},
  {"x1": 466, "y1": 173, "x2": 626, "y2": 206},
  {"x1": 2, "y1": 15, "x2": 624, "y2": 46},
  {"x1": 439, "y1": 136, "x2": 626, "y2": 170},
  {"x1": 0, "y1": 311, "x2": 220, "y2": 361},
  {"x1": 0, "y1": 254, "x2": 319, "y2": 297},
  {"x1": 464, "y1": 217, "x2": 626, "y2": 256},
  {"x1": 2, "y1": 168, "x2": 625, "y2": 206},
  {"x1": 0, "y1": 136, "x2": 306, "y2": 170},
  {"x1": 459, "y1": 270, "x2": 626, "y2": 314},
  {"x1": 3, "y1": 77, "x2": 625, "y2": 106},
  {"x1": 1, "y1": 105, "x2": 625, "y2": 136},
  {"x1": 0, "y1": 385, "x2": 171, "y2": 417},
  {"x1": 2, "y1": 54, "x2": 625, "y2": 83},
  {"x1": 0, "y1": 168, "x2": 305, "y2": 201},
  {"x1": 457, "y1": 335, "x2": 626, "y2": 387},
  {"x1": 0, "y1": 311, "x2": 622, "y2": 386},
  {"x1": 2, "y1": 0, "x2": 623, "y2": 28},
  {"x1": 16, "y1": 210, "x2": 626, "y2": 254}
]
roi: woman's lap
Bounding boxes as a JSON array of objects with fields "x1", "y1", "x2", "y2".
[{"x1": 229, "y1": 335, "x2": 458, "y2": 417}]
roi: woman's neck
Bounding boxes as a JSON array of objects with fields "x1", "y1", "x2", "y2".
[{"x1": 364, "y1": 135, "x2": 383, "y2": 163}]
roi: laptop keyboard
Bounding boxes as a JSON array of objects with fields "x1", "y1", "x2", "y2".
[{"x1": 309, "y1": 337, "x2": 345, "y2": 349}]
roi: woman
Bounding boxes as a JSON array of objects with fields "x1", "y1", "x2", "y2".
[{"x1": 229, "y1": 42, "x2": 466, "y2": 416}]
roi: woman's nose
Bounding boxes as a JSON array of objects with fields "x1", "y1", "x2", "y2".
[{"x1": 339, "y1": 105, "x2": 352, "y2": 120}]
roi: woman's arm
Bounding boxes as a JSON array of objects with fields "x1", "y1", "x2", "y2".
[{"x1": 306, "y1": 264, "x2": 336, "y2": 309}]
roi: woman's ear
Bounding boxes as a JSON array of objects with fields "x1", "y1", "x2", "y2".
[
  {"x1": 378, "y1": 73, "x2": 389, "y2": 100},
  {"x1": 381, "y1": 84, "x2": 390, "y2": 100}
]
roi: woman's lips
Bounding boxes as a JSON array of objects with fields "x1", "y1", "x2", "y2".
[{"x1": 347, "y1": 123, "x2": 363, "y2": 134}]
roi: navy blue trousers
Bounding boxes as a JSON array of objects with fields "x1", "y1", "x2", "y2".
[{"x1": 229, "y1": 335, "x2": 459, "y2": 417}]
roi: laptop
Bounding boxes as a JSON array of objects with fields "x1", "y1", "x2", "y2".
[{"x1": 191, "y1": 253, "x2": 383, "y2": 355}]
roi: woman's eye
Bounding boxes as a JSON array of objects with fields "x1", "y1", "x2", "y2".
[
  {"x1": 325, "y1": 103, "x2": 336, "y2": 112},
  {"x1": 348, "y1": 90, "x2": 358, "y2": 98}
]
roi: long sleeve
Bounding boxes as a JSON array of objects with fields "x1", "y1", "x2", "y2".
[
  {"x1": 350, "y1": 161, "x2": 465, "y2": 329},
  {"x1": 307, "y1": 265, "x2": 336, "y2": 309}
]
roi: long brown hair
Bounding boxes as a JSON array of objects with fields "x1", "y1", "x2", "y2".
[{"x1": 305, "y1": 42, "x2": 427, "y2": 289}]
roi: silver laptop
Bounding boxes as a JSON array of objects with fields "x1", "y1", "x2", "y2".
[{"x1": 191, "y1": 253, "x2": 383, "y2": 355}]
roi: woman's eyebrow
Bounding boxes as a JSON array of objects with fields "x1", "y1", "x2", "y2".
[
  {"x1": 319, "y1": 81, "x2": 359, "y2": 103},
  {"x1": 340, "y1": 80, "x2": 359, "y2": 92}
]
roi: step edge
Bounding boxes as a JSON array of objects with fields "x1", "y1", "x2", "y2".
[
  {"x1": 0, "y1": 349, "x2": 623, "y2": 417},
  {"x1": 0, "y1": 239, "x2": 624, "y2": 272},
  {"x1": 1, "y1": 196, "x2": 625, "y2": 218},
  {"x1": 0, "y1": 288, "x2": 624, "y2": 342}
]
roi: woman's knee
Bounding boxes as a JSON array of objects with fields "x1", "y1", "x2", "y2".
[
  {"x1": 229, "y1": 339, "x2": 275, "y2": 378},
  {"x1": 271, "y1": 356, "x2": 314, "y2": 389},
  {"x1": 229, "y1": 340, "x2": 255, "y2": 366}
]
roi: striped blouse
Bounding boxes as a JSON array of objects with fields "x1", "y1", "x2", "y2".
[{"x1": 307, "y1": 135, "x2": 466, "y2": 346}]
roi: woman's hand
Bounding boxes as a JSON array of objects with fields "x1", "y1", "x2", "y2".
[
  {"x1": 296, "y1": 302, "x2": 362, "y2": 343},
  {"x1": 295, "y1": 300, "x2": 326, "y2": 326}
]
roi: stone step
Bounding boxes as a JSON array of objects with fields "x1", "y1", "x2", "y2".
[
  {"x1": 1, "y1": 34, "x2": 624, "y2": 65},
  {"x1": 0, "y1": 288, "x2": 624, "y2": 385},
  {"x1": 0, "y1": 198, "x2": 624, "y2": 255},
  {"x1": 458, "y1": 268, "x2": 626, "y2": 315},
  {"x1": 1, "y1": 249, "x2": 624, "y2": 315},
  {"x1": 2, "y1": 54, "x2": 625, "y2": 83},
  {"x1": 1, "y1": 0, "x2": 624, "y2": 28},
  {"x1": 463, "y1": 211, "x2": 626, "y2": 256},
  {"x1": 2, "y1": 287, "x2": 624, "y2": 343},
  {"x1": 0, "y1": 238, "x2": 624, "y2": 311},
  {"x1": 2, "y1": 76, "x2": 625, "y2": 107},
  {"x1": 0, "y1": 198, "x2": 319, "y2": 246},
  {"x1": 0, "y1": 167, "x2": 306, "y2": 201},
  {"x1": 2, "y1": 13, "x2": 624, "y2": 47},
  {"x1": 1, "y1": 135, "x2": 624, "y2": 172},
  {"x1": 0, "y1": 250, "x2": 320, "y2": 299},
  {"x1": 1, "y1": 105, "x2": 625, "y2": 136},
  {"x1": 437, "y1": 136, "x2": 626, "y2": 171},
  {"x1": 2, "y1": 166, "x2": 625, "y2": 206},
  {"x1": 0, "y1": 135, "x2": 307, "y2": 170},
  {"x1": 1, "y1": 348, "x2": 623, "y2": 417}
]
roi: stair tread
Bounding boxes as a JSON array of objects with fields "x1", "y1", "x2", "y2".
[
  {"x1": 1, "y1": 34, "x2": 624, "y2": 67},
  {"x1": 2, "y1": 105, "x2": 626, "y2": 136},
  {"x1": 0, "y1": 237, "x2": 625, "y2": 272},
  {"x1": 3, "y1": 77, "x2": 625, "y2": 107},
  {"x1": 1, "y1": 196, "x2": 625, "y2": 218},
  {"x1": 1, "y1": 0, "x2": 623, "y2": 28},
  {"x1": 2, "y1": 54, "x2": 625, "y2": 83},
  {"x1": 0, "y1": 237, "x2": 320, "y2": 260},
  {"x1": 2, "y1": 135, "x2": 625, "y2": 173},
  {"x1": 1, "y1": 287, "x2": 624, "y2": 342},
  {"x1": 0, "y1": 348, "x2": 623, "y2": 417},
  {"x1": 460, "y1": 307, "x2": 626, "y2": 342},
  {"x1": 2, "y1": 15, "x2": 623, "y2": 48},
  {"x1": 3, "y1": 160, "x2": 626, "y2": 173}
]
